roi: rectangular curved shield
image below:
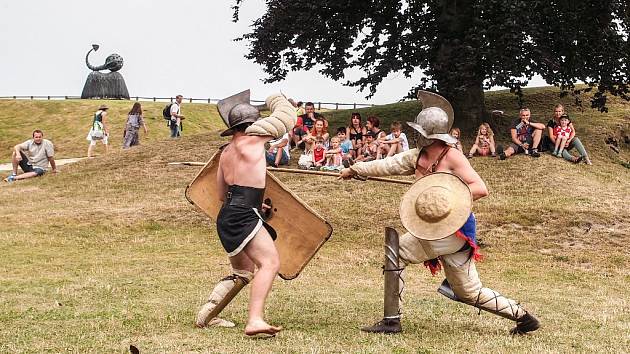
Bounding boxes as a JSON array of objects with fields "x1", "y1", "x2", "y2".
[{"x1": 185, "y1": 147, "x2": 333, "y2": 280}]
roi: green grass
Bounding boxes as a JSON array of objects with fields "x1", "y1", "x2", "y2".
[
  {"x1": 0, "y1": 99, "x2": 225, "y2": 160},
  {"x1": 1, "y1": 88, "x2": 629, "y2": 352}
]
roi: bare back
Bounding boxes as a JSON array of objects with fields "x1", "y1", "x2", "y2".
[{"x1": 217, "y1": 133, "x2": 270, "y2": 199}]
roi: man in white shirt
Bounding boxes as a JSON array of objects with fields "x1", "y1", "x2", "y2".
[
  {"x1": 170, "y1": 95, "x2": 185, "y2": 138},
  {"x1": 265, "y1": 132, "x2": 290, "y2": 167},
  {"x1": 4, "y1": 129, "x2": 57, "y2": 182}
]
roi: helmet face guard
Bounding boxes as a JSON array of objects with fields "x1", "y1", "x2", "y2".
[{"x1": 414, "y1": 133, "x2": 435, "y2": 148}]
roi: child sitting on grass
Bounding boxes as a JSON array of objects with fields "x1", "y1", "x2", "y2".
[
  {"x1": 468, "y1": 123, "x2": 496, "y2": 158},
  {"x1": 449, "y1": 127, "x2": 464, "y2": 152},
  {"x1": 322, "y1": 136, "x2": 344, "y2": 171},
  {"x1": 377, "y1": 121, "x2": 409, "y2": 158},
  {"x1": 311, "y1": 136, "x2": 327, "y2": 169},
  {"x1": 553, "y1": 114, "x2": 573, "y2": 157},
  {"x1": 337, "y1": 127, "x2": 354, "y2": 162},
  {"x1": 356, "y1": 131, "x2": 379, "y2": 162}
]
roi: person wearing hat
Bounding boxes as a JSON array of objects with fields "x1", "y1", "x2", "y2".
[
  {"x1": 195, "y1": 90, "x2": 296, "y2": 336},
  {"x1": 86, "y1": 104, "x2": 110, "y2": 158},
  {"x1": 339, "y1": 91, "x2": 540, "y2": 335}
]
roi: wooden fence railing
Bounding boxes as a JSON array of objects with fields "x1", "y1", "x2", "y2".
[{"x1": 0, "y1": 95, "x2": 375, "y2": 110}]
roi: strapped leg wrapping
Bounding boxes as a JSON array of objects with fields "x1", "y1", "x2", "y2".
[
  {"x1": 439, "y1": 249, "x2": 527, "y2": 321},
  {"x1": 383, "y1": 227, "x2": 404, "y2": 320},
  {"x1": 361, "y1": 227, "x2": 404, "y2": 334},
  {"x1": 195, "y1": 269, "x2": 254, "y2": 328}
]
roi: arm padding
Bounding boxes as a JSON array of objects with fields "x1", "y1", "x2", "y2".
[
  {"x1": 245, "y1": 94, "x2": 296, "y2": 138},
  {"x1": 350, "y1": 149, "x2": 419, "y2": 177}
]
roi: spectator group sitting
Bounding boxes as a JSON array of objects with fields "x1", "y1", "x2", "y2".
[
  {"x1": 284, "y1": 107, "x2": 410, "y2": 171},
  {"x1": 491, "y1": 105, "x2": 591, "y2": 164},
  {"x1": 269, "y1": 101, "x2": 592, "y2": 172},
  {"x1": 5, "y1": 99, "x2": 593, "y2": 184}
]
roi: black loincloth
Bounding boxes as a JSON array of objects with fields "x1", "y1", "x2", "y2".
[{"x1": 216, "y1": 185, "x2": 277, "y2": 256}]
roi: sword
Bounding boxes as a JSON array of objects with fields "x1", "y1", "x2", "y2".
[{"x1": 168, "y1": 162, "x2": 413, "y2": 185}]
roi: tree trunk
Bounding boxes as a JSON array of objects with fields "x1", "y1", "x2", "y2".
[
  {"x1": 442, "y1": 81, "x2": 486, "y2": 134},
  {"x1": 433, "y1": 0, "x2": 487, "y2": 135}
]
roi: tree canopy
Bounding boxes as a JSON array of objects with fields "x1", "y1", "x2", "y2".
[{"x1": 233, "y1": 0, "x2": 629, "y2": 127}]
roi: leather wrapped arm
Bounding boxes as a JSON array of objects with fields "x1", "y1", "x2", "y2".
[
  {"x1": 245, "y1": 94, "x2": 296, "y2": 138},
  {"x1": 350, "y1": 149, "x2": 419, "y2": 177}
]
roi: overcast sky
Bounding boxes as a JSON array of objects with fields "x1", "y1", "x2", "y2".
[{"x1": 0, "y1": 0, "x2": 546, "y2": 105}]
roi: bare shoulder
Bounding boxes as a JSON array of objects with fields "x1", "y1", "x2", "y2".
[
  {"x1": 239, "y1": 135, "x2": 271, "y2": 146},
  {"x1": 229, "y1": 135, "x2": 266, "y2": 155},
  {"x1": 446, "y1": 146, "x2": 466, "y2": 160},
  {"x1": 445, "y1": 147, "x2": 472, "y2": 169}
]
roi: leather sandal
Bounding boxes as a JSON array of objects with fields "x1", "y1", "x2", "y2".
[{"x1": 510, "y1": 312, "x2": 540, "y2": 335}]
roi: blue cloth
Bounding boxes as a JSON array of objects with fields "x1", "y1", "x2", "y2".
[
  {"x1": 266, "y1": 150, "x2": 289, "y2": 166},
  {"x1": 340, "y1": 140, "x2": 352, "y2": 154},
  {"x1": 458, "y1": 213, "x2": 477, "y2": 245}
]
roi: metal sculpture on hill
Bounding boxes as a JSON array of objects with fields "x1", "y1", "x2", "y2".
[{"x1": 81, "y1": 44, "x2": 129, "y2": 99}]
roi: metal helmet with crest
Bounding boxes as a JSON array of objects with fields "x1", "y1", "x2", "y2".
[
  {"x1": 407, "y1": 91, "x2": 457, "y2": 146},
  {"x1": 217, "y1": 90, "x2": 261, "y2": 136}
]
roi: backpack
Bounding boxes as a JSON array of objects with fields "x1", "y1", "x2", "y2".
[
  {"x1": 90, "y1": 113, "x2": 104, "y2": 140},
  {"x1": 163, "y1": 103, "x2": 173, "y2": 120}
]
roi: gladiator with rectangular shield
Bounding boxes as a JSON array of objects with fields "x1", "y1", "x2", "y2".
[{"x1": 195, "y1": 91, "x2": 296, "y2": 336}]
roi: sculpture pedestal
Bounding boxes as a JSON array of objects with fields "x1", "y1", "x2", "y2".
[{"x1": 81, "y1": 71, "x2": 129, "y2": 99}]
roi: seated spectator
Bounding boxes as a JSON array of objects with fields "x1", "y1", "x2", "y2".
[
  {"x1": 311, "y1": 136, "x2": 327, "y2": 168},
  {"x1": 266, "y1": 132, "x2": 290, "y2": 167},
  {"x1": 545, "y1": 104, "x2": 592, "y2": 164},
  {"x1": 468, "y1": 123, "x2": 496, "y2": 158},
  {"x1": 552, "y1": 114, "x2": 574, "y2": 158},
  {"x1": 346, "y1": 112, "x2": 367, "y2": 158},
  {"x1": 322, "y1": 136, "x2": 344, "y2": 171},
  {"x1": 448, "y1": 127, "x2": 464, "y2": 152},
  {"x1": 292, "y1": 101, "x2": 324, "y2": 149},
  {"x1": 288, "y1": 98, "x2": 305, "y2": 117},
  {"x1": 304, "y1": 118, "x2": 330, "y2": 152},
  {"x1": 356, "y1": 131, "x2": 378, "y2": 162},
  {"x1": 4, "y1": 129, "x2": 57, "y2": 182},
  {"x1": 378, "y1": 121, "x2": 410, "y2": 158},
  {"x1": 366, "y1": 115, "x2": 387, "y2": 143},
  {"x1": 497, "y1": 107, "x2": 544, "y2": 160},
  {"x1": 336, "y1": 127, "x2": 354, "y2": 161},
  {"x1": 296, "y1": 101, "x2": 305, "y2": 116}
]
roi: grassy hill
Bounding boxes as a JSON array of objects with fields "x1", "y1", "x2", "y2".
[
  {"x1": 0, "y1": 88, "x2": 629, "y2": 352},
  {"x1": 0, "y1": 99, "x2": 225, "y2": 160}
]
